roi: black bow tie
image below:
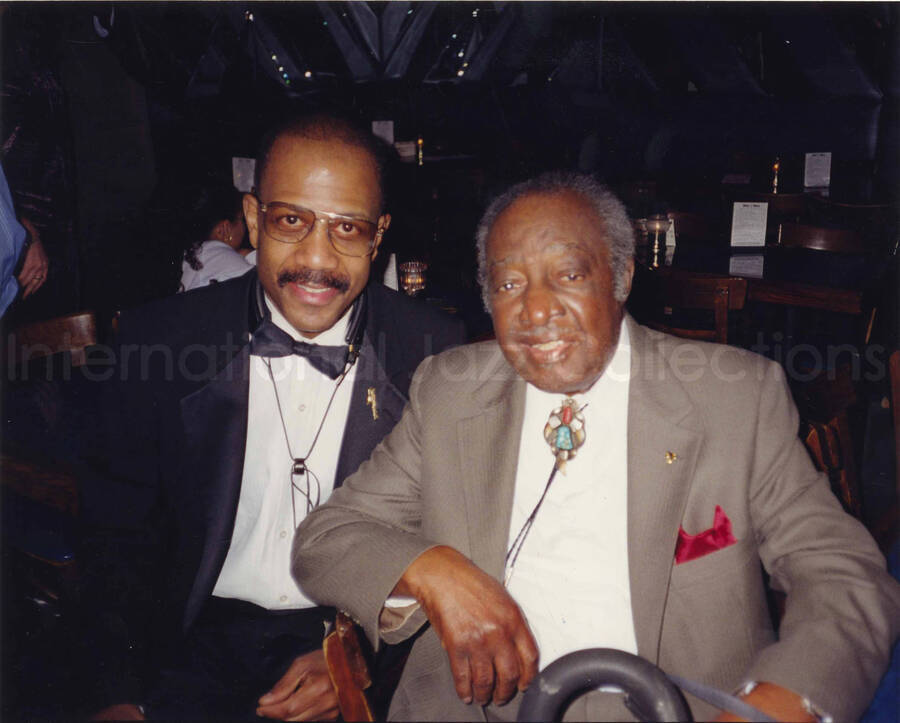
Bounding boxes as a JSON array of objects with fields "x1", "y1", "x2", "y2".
[{"x1": 250, "y1": 318, "x2": 348, "y2": 379}]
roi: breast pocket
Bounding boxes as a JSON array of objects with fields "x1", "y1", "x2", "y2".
[
  {"x1": 670, "y1": 537, "x2": 756, "y2": 590},
  {"x1": 661, "y1": 536, "x2": 773, "y2": 686}
]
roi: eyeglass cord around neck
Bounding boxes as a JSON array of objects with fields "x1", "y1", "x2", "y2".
[{"x1": 264, "y1": 356, "x2": 352, "y2": 529}]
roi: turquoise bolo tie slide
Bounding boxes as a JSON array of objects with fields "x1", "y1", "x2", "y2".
[{"x1": 543, "y1": 398, "x2": 587, "y2": 472}]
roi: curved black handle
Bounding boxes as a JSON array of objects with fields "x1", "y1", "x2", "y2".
[{"x1": 516, "y1": 648, "x2": 692, "y2": 722}]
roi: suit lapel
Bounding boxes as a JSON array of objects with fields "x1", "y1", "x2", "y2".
[
  {"x1": 335, "y1": 331, "x2": 407, "y2": 486},
  {"x1": 179, "y1": 339, "x2": 252, "y2": 630},
  {"x1": 456, "y1": 349, "x2": 526, "y2": 579},
  {"x1": 625, "y1": 318, "x2": 702, "y2": 663},
  {"x1": 449, "y1": 322, "x2": 702, "y2": 662},
  {"x1": 335, "y1": 287, "x2": 411, "y2": 486}
]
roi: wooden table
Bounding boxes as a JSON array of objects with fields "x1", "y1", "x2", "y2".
[
  {"x1": 745, "y1": 279, "x2": 864, "y2": 315},
  {"x1": 632, "y1": 242, "x2": 883, "y2": 351},
  {"x1": 1, "y1": 448, "x2": 79, "y2": 516},
  {"x1": 660, "y1": 243, "x2": 873, "y2": 315}
]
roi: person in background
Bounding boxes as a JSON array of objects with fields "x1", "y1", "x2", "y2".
[
  {"x1": 16, "y1": 217, "x2": 49, "y2": 299},
  {"x1": 179, "y1": 181, "x2": 253, "y2": 292},
  {"x1": 0, "y1": 163, "x2": 48, "y2": 315}
]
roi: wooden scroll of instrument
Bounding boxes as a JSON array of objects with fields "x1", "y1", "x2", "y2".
[{"x1": 323, "y1": 611, "x2": 375, "y2": 722}]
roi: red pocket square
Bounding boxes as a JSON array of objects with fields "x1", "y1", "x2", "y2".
[{"x1": 674, "y1": 505, "x2": 737, "y2": 564}]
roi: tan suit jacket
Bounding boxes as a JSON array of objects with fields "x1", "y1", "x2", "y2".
[{"x1": 294, "y1": 317, "x2": 900, "y2": 721}]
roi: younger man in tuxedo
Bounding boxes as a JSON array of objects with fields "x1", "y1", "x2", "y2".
[{"x1": 81, "y1": 113, "x2": 463, "y2": 720}]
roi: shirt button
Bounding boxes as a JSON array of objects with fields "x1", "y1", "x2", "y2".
[
  {"x1": 279, "y1": 595, "x2": 288, "y2": 602},
  {"x1": 299, "y1": 403, "x2": 306, "y2": 412},
  {"x1": 280, "y1": 530, "x2": 287, "y2": 539}
]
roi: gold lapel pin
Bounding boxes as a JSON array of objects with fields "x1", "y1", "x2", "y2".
[
  {"x1": 665, "y1": 451, "x2": 678, "y2": 465},
  {"x1": 366, "y1": 387, "x2": 378, "y2": 420}
]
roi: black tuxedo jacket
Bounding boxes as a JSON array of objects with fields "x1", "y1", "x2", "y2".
[{"x1": 79, "y1": 270, "x2": 464, "y2": 707}]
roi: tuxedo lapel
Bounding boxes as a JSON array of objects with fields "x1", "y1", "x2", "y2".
[
  {"x1": 625, "y1": 319, "x2": 702, "y2": 663},
  {"x1": 456, "y1": 350, "x2": 525, "y2": 579},
  {"x1": 179, "y1": 343, "x2": 251, "y2": 630},
  {"x1": 335, "y1": 332, "x2": 407, "y2": 486},
  {"x1": 335, "y1": 287, "x2": 413, "y2": 486}
]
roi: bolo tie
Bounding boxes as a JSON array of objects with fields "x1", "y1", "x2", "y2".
[{"x1": 504, "y1": 397, "x2": 587, "y2": 586}]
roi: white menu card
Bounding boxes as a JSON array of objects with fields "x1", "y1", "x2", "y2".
[
  {"x1": 730, "y1": 202, "x2": 768, "y2": 248},
  {"x1": 383, "y1": 253, "x2": 399, "y2": 290},
  {"x1": 729, "y1": 254, "x2": 765, "y2": 279},
  {"x1": 804, "y1": 152, "x2": 832, "y2": 188},
  {"x1": 372, "y1": 120, "x2": 395, "y2": 145},
  {"x1": 666, "y1": 216, "x2": 676, "y2": 251},
  {"x1": 232, "y1": 157, "x2": 256, "y2": 192}
]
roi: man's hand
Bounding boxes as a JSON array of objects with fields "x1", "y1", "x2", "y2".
[
  {"x1": 713, "y1": 682, "x2": 815, "y2": 722},
  {"x1": 256, "y1": 649, "x2": 339, "y2": 721},
  {"x1": 394, "y1": 545, "x2": 539, "y2": 707},
  {"x1": 17, "y1": 218, "x2": 48, "y2": 298},
  {"x1": 91, "y1": 703, "x2": 145, "y2": 720}
]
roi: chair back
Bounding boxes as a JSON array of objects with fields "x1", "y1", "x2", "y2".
[
  {"x1": 667, "y1": 211, "x2": 718, "y2": 245},
  {"x1": 634, "y1": 270, "x2": 748, "y2": 345},
  {"x1": 778, "y1": 222, "x2": 867, "y2": 254},
  {"x1": 891, "y1": 351, "x2": 900, "y2": 501},
  {"x1": 794, "y1": 364, "x2": 862, "y2": 517},
  {"x1": 6, "y1": 311, "x2": 98, "y2": 368},
  {"x1": 808, "y1": 196, "x2": 899, "y2": 254},
  {"x1": 739, "y1": 192, "x2": 809, "y2": 223},
  {"x1": 323, "y1": 611, "x2": 376, "y2": 721}
]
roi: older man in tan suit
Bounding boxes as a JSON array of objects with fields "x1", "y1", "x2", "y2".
[{"x1": 294, "y1": 172, "x2": 900, "y2": 721}]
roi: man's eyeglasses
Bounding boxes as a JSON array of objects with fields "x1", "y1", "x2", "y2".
[{"x1": 256, "y1": 199, "x2": 382, "y2": 258}]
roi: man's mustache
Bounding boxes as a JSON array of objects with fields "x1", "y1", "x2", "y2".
[{"x1": 276, "y1": 268, "x2": 351, "y2": 293}]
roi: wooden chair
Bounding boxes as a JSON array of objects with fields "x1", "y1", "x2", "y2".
[
  {"x1": 793, "y1": 365, "x2": 863, "y2": 518},
  {"x1": 324, "y1": 612, "x2": 376, "y2": 722},
  {"x1": 632, "y1": 269, "x2": 748, "y2": 345},
  {"x1": 867, "y1": 350, "x2": 900, "y2": 548},
  {"x1": 777, "y1": 222, "x2": 867, "y2": 254},
  {"x1": 5, "y1": 310, "x2": 98, "y2": 368},
  {"x1": 739, "y1": 192, "x2": 809, "y2": 225},
  {"x1": 892, "y1": 351, "x2": 900, "y2": 501},
  {"x1": 773, "y1": 223, "x2": 877, "y2": 344},
  {"x1": 729, "y1": 192, "x2": 810, "y2": 246},
  {"x1": 807, "y1": 196, "x2": 899, "y2": 255},
  {"x1": 667, "y1": 211, "x2": 719, "y2": 245},
  {"x1": 1, "y1": 311, "x2": 97, "y2": 610}
]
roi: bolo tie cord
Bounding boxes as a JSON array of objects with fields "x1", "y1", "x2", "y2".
[
  {"x1": 504, "y1": 463, "x2": 559, "y2": 586},
  {"x1": 505, "y1": 400, "x2": 588, "y2": 586}
]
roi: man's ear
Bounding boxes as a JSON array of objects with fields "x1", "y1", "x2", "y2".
[
  {"x1": 622, "y1": 256, "x2": 635, "y2": 300},
  {"x1": 371, "y1": 213, "x2": 391, "y2": 262},
  {"x1": 243, "y1": 194, "x2": 260, "y2": 250}
]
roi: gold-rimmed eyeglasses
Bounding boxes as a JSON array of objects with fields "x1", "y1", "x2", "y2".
[{"x1": 256, "y1": 199, "x2": 382, "y2": 257}]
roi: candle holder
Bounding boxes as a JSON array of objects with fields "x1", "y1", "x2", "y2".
[{"x1": 646, "y1": 214, "x2": 671, "y2": 269}]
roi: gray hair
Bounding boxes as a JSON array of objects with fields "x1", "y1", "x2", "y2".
[{"x1": 475, "y1": 171, "x2": 635, "y2": 310}]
